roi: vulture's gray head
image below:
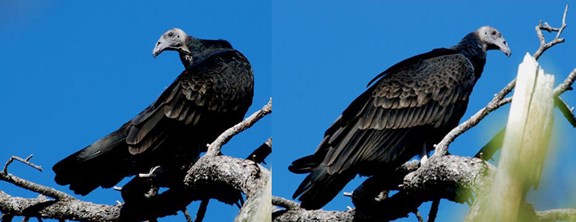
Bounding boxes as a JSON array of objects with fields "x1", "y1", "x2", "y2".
[
  {"x1": 476, "y1": 26, "x2": 511, "y2": 57},
  {"x1": 153, "y1": 28, "x2": 191, "y2": 58}
]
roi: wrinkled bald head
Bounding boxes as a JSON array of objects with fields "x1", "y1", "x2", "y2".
[
  {"x1": 475, "y1": 26, "x2": 511, "y2": 57},
  {"x1": 153, "y1": 28, "x2": 191, "y2": 58}
]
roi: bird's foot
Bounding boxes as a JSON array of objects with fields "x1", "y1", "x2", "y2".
[{"x1": 138, "y1": 166, "x2": 162, "y2": 178}]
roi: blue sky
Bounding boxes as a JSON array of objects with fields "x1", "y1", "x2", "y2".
[
  {"x1": 273, "y1": 1, "x2": 575, "y2": 221},
  {"x1": 1, "y1": 1, "x2": 575, "y2": 222},
  {"x1": 0, "y1": 1, "x2": 270, "y2": 221}
]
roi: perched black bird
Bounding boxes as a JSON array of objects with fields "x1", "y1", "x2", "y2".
[
  {"x1": 53, "y1": 28, "x2": 254, "y2": 196},
  {"x1": 289, "y1": 26, "x2": 510, "y2": 209}
]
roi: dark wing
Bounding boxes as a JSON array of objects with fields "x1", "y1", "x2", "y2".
[
  {"x1": 324, "y1": 51, "x2": 476, "y2": 174},
  {"x1": 126, "y1": 49, "x2": 254, "y2": 155},
  {"x1": 291, "y1": 49, "x2": 478, "y2": 209},
  {"x1": 53, "y1": 50, "x2": 253, "y2": 195}
]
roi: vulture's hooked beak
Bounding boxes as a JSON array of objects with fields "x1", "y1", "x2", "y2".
[
  {"x1": 497, "y1": 38, "x2": 511, "y2": 57},
  {"x1": 152, "y1": 37, "x2": 191, "y2": 58},
  {"x1": 152, "y1": 38, "x2": 168, "y2": 58},
  {"x1": 501, "y1": 45, "x2": 511, "y2": 57}
]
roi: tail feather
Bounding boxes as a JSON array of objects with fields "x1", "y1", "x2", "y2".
[
  {"x1": 289, "y1": 154, "x2": 322, "y2": 174},
  {"x1": 292, "y1": 165, "x2": 355, "y2": 210},
  {"x1": 53, "y1": 127, "x2": 134, "y2": 195}
]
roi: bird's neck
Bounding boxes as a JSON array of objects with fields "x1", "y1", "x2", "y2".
[
  {"x1": 452, "y1": 33, "x2": 487, "y2": 78},
  {"x1": 179, "y1": 54, "x2": 193, "y2": 69},
  {"x1": 182, "y1": 37, "x2": 233, "y2": 68}
]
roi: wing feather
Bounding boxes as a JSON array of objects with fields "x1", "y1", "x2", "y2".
[
  {"x1": 319, "y1": 52, "x2": 477, "y2": 175},
  {"x1": 126, "y1": 50, "x2": 253, "y2": 154}
]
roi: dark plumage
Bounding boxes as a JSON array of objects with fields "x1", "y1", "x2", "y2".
[
  {"x1": 289, "y1": 26, "x2": 510, "y2": 209},
  {"x1": 53, "y1": 28, "x2": 254, "y2": 195}
]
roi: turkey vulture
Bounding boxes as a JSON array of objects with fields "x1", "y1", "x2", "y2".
[
  {"x1": 53, "y1": 28, "x2": 254, "y2": 196},
  {"x1": 289, "y1": 26, "x2": 510, "y2": 209}
]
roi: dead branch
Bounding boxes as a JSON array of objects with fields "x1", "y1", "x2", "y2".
[
  {"x1": 274, "y1": 155, "x2": 575, "y2": 222},
  {"x1": 272, "y1": 196, "x2": 299, "y2": 210},
  {"x1": 534, "y1": 5, "x2": 568, "y2": 60},
  {"x1": 0, "y1": 191, "x2": 120, "y2": 221},
  {"x1": 274, "y1": 156, "x2": 493, "y2": 221},
  {"x1": 3, "y1": 155, "x2": 42, "y2": 174},
  {"x1": 273, "y1": 207, "x2": 353, "y2": 222},
  {"x1": 206, "y1": 98, "x2": 272, "y2": 156},
  {"x1": 537, "y1": 208, "x2": 576, "y2": 222},
  {"x1": 0, "y1": 99, "x2": 272, "y2": 221},
  {"x1": 0, "y1": 165, "x2": 73, "y2": 201},
  {"x1": 1, "y1": 152, "x2": 270, "y2": 221}
]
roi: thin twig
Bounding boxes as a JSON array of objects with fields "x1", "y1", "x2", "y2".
[
  {"x1": 206, "y1": 98, "x2": 272, "y2": 156},
  {"x1": 554, "y1": 68, "x2": 576, "y2": 96},
  {"x1": 0, "y1": 171, "x2": 74, "y2": 201},
  {"x1": 433, "y1": 94, "x2": 510, "y2": 156},
  {"x1": 1, "y1": 155, "x2": 73, "y2": 200},
  {"x1": 475, "y1": 68, "x2": 576, "y2": 158},
  {"x1": 534, "y1": 5, "x2": 568, "y2": 60},
  {"x1": 3, "y1": 155, "x2": 42, "y2": 174}
]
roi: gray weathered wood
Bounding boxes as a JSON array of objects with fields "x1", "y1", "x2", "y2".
[{"x1": 474, "y1": 53, "x2": 555, "y2": 222}]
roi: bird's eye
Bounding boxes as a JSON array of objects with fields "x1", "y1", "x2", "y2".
[
  {"x1": 168, "y1": 32, "x2": 174, "y2": 37},
  {"x1": 491, "y1": 31, "x2": 497, "y2": 35}
]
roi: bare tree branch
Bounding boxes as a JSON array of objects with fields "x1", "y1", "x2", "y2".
[
  {"x1": 1, "y1": 154, "x2": 270, "y2": 221},
  {"x1": 534, "y1": 5, "x2": 568, "y2": 60},
  {"x1": 206, "y1": 98, "x2": 272, "y2": 156},
  {"x1": 553, "y1": 68, "x2": 576, "y2": 96},
  {"x1": 274, "y1": 155, "x2": 576, "y2": 222},
  {"x1": 3, "y1": 155, "x2": 42, "y2": 174},
  {"x1": 272, "y1": 196, "x2": 299, "y2": 210},
  {"x1": 274, "y1": 156, "x2": 493, "y2": 221},
  {"x1": 537, "y1": 208, "x2": 576, "y2": 222},
  {"x1": 0, "y1": 99, "x2": 272, "y2": 221},
  {"x1": 0, "y1": 191, "x2": 120, "y2": 221},
  {"x1": 0, "y1": 165, "x2": 73, "y2": 201}
]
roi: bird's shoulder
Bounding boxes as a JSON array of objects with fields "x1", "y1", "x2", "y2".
[
  {"x1": 337, "y1": 48, "x2": 477, "y2": 131},
  {"x1": 130, "y1": 49, "x2": 253, "y2": 127}
]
